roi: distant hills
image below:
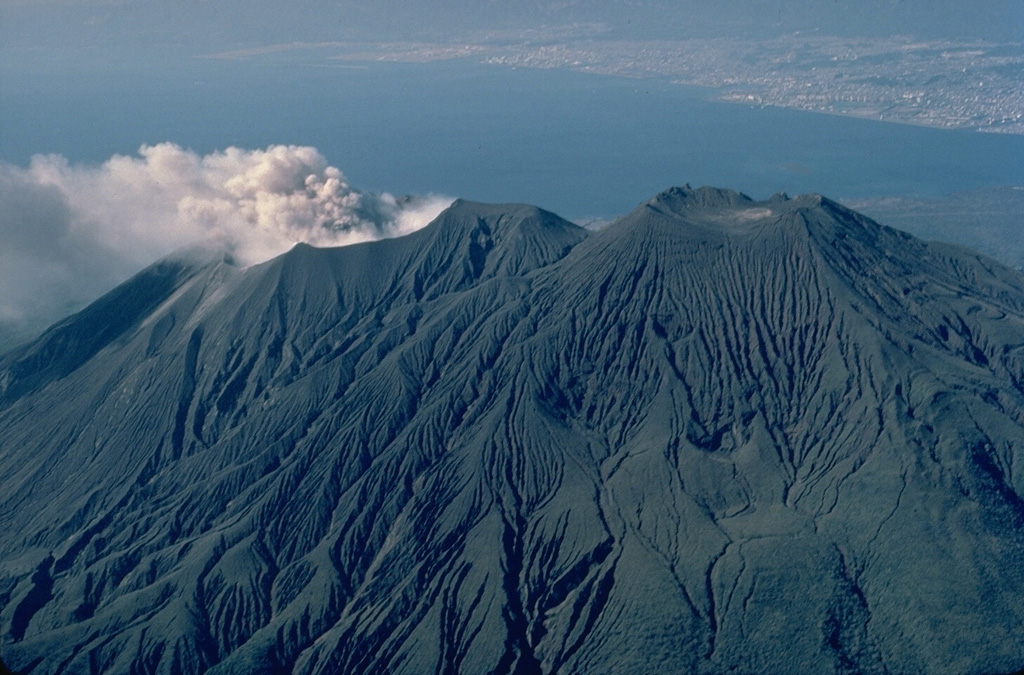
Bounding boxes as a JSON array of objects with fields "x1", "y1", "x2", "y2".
[
  {"x1": 2, "y1": 188, "x2": 1024, "y2": 673},
  {"x1": 6, "y1": 0, "x2": 1024, "y2": 56}
]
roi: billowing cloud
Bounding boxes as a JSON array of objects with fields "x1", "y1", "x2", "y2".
[{"x1": 0, "y1": 143, "x2": 453, "y2": 350}]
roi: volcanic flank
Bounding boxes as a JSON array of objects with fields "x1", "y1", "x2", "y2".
[{"x1": 1, "y1": 187, "x2": 1023, "y2": 674}]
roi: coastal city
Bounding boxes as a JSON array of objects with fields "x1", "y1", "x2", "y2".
[{"x1": 334, "y1": 33, "x2": 1024, "y2": 134}]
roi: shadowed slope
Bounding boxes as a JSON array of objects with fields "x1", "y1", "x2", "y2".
[
  {"x1": 1, "y1": 189, "x2": 1023, "y2": 674},
  {"x1": 0, "y1": 255, "x2": 220, "y2": 406}
]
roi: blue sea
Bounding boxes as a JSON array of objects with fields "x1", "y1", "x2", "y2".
[{"x1": 2, "y1": 55, "x2": 1022, "y2": 220}]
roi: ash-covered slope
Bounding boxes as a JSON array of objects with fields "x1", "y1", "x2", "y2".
[{"x1": 2, "y1": 188, "x2": 1024, "y2": 675}]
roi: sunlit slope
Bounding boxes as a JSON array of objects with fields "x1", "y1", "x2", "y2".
[{"x1": 2, "y1": 188, "x2": 1023, "y2": 674}]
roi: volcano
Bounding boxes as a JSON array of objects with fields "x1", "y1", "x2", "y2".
[{"x1": 2, "y1": 187, "x2": 1023, "y2": 674}]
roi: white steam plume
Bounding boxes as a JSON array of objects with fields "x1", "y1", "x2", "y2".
[{"x1": 0, "y1": 143, "x2": 453, "y2": 349}]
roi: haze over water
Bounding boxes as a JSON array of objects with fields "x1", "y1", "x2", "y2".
[{"x1": 3, "y1": 56, "x2": 1023, "y2": 220}]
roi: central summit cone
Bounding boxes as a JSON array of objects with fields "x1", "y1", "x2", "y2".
[
  {"x1": 2, "y1": 188, "x2": 1024, "y2": 675},
  {"x1": 645, "y1": 184, "x2": 755, "y2": 211}
]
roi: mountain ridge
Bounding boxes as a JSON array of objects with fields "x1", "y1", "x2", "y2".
[{"x1": 2, "y1": 187, "x2": 1023, "y2": 674}]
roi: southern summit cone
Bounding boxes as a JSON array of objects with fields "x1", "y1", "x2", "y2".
[{"x1": 2, "y1": 187, "x2": 1023, "y2": 674}]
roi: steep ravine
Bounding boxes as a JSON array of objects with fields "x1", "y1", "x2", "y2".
[{"x1": 2, "y1": 188, "x2": 1023, "y2": 674}]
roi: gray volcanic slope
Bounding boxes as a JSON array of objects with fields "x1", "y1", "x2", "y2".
[{"x1": 2, "y1": 188, "x2": 1024, "y2": 674}]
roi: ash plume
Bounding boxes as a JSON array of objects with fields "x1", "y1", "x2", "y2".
[{"x1": 0, "y1": 143, "x2": 453, "y2": 349}]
